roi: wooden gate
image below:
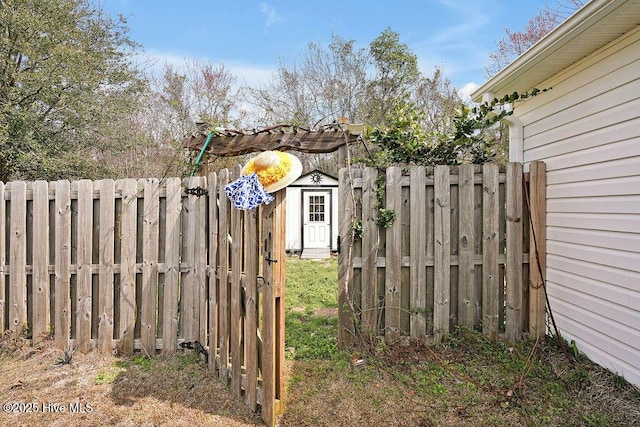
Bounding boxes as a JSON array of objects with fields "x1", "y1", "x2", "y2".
[
  {"x1": 207, "y1": 166, "x2": 286, "y2": 427},
  {"x1": 0, "y1": 165, "x2": 286, "y2": 427}
]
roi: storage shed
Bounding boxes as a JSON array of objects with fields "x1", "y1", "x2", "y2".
[
  {"x1": 285, "y1": 170, "x2": 339, "y2": 258},
  {"x1": 472, "y1": 0, "x2": 640, "y2": 386}
]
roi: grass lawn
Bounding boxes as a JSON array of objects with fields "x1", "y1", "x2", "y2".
[
  {"x1": 280, "y1": 257, "x2": 640, "y2": 427},
  {"x1": 0, "y1": 256, "x2": 638, "y2": 426}
]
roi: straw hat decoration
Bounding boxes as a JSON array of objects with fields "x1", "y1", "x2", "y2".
[{"x1": 224, "y1": 150, "x2": 303, "y2": 210}]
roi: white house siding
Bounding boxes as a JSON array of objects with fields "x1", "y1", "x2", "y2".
[{"x1": 514, "y1": 27, "x2": 640, "y2": 386}]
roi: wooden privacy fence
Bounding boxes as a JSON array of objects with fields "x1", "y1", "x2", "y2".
[
  {"x1": 0, "y1": 166, "x2": 286, "y2": 427},
  {"x1": 338, "y1": 162, "x2": 547, "y2": 345}
]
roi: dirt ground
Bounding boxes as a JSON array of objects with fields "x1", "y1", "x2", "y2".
[
  {"x1": 0, "y1": 335, "x2": 263, "y2": 427},
  {"x1": 2, "y1": 331, "x2": 639, "y2": 427}
]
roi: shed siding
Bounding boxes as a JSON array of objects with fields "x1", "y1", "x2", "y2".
[
  {"x1": 516, "y1": 28, "x2": 640, "y2": 386},
  {"x1": 285, "y1": 176, "x2": 339, "y2": 252}
]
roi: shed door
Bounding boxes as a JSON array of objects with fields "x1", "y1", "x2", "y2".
[{"x1": 303, "y1": 191, "x2": 331, "y2": 249}]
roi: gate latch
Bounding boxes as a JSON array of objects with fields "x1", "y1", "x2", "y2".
[{"x1": 265, "y1": 253, "x2": 278, "y2": 265}]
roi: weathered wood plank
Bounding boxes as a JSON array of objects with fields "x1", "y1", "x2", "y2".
[
  {"x1": 409, "y1": 167, "x2": 427, "y2": 339},
  {"x1": 207, "y1": 172, "x2": 218, "y2": 367},
  {"x1": 244, "y1": 202, "x2": 259, "y2": 411},
  {"x1": 9, "y1": 181, "x2": 27, "y2": 336},
  {"x1": 217, "y1": 169, "x2": 231, "y2": 382},
  {"x1": 0, "y1": 182, "x2": 5, "y2": 332},
  {"x1": 230, "y1": 166, "x2": 243, "y2": 396},
  {"x1": 528, "y1": 161, "x2": 547, "y2": 338},
  {"x1": 425, "y1": 170, "x2": 435, "y2": 335},
  {"x1": 473, "y1": 167, "x2": 484, "y2": 325},
  {"x1": 54, "y1": 181, "x2": 71, "y2": 348},
  {"x1": 385, "y1": 167, "x2": 402, "y2": 341},
  {"x1": 118, "y1": 179, "x2": 137, "y2": 354},
  {"x1": 141, "y1": 179, "x2": 159, "y2": 354},
  {"x1": 433, "y1": 166, "x2": 450, "y2": 342},
  {"x1": 162, "y1": 178, "x2": 181, "y2": 353},
  {"x1": 338, "y1": 168, "x2": 356, "y2": 347},
  {"x1": 194, "y1": 176, "x2": 208, "y2": 345},
  {"x1": 506, "y1": 163, "x2": 524, "y2": 341},
  {"x1": 457, "y1": 165, "x2": 475, "y2": 328},
  {"x1": 361, "y1": 167, "x2": 379, "y2": 333},
  {"x1": 482, "y1": 164, "x2": 500, "y2": 335},
  {"x1": 181, "y1": 177, "x2": 198, "y2": 342},
  {"x1": 76, "y1": 180, "x2": 93, "y2": 352},
  {"x1": 261, "y1": 188, "x2": 287, "y2": 426},
  {"x1": 32, "y1": 181, "x2": 50, "y2": 344},
  {"x1": 98, "y1": 180, "x2": 115, "y2": 352},
  {"x1": 261, "y1": 191, "x2": 276, "y2": 426}
]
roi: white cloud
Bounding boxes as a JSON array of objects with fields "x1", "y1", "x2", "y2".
[
  {"x1": 131, "y1": 49, "x2": 273, "y2": 87},
  {"x1": 260, "y1": 3, "x2": 284, "y2": 27},
  {"x1": 457, "y1": 82, "x2": 480, "y2": 103}
]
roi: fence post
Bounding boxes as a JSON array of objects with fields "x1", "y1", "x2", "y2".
[
  {"x1": 261, "y1": 188, "x2": 286, "y2": 427},
  {"x1": 505, "y1": 163, "x2": 524, "y2": 341},
  {"x1": 528, "y1": 161, "x2": 547, "y2": 338},
  {"x1": 338, "y1": 168, "x2": 355, "y2": 348}
]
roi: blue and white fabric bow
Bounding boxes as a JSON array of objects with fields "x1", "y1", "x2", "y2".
[{"x1": 224, "y1": 173, "x2": 274, "y2": 210}]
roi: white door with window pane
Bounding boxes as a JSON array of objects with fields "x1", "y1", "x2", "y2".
[{"x1": 303, "y1": 191, "x2": 331, "y2": 249}]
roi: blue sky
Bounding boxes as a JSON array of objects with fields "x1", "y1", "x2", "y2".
[{"x1": 100, "y1": 0, "x2": 561, "y2": 97}]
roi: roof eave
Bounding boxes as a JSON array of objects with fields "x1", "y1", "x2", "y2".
[{"x1": 471, "y1": 0, "x2": 626, "y2": 102}]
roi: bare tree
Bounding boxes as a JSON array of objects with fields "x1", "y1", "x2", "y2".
[
  {"x1": 486, "y1": 1, "x2": 586, "y2": 77},
  {"x1": 413, "y1": 67, "x2": 462, "y2": 136},
  {"x1": 242, "y1": 35, "x2": 370, "y2": 128}
]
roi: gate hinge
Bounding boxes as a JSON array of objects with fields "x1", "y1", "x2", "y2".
[{"x1": 185, "y1": 186, "x2": 208, "y2": 197}]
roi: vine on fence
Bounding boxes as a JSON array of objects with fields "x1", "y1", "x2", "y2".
[{"x1": 353, "y1": 87, "x2": 549, "y2": 232}]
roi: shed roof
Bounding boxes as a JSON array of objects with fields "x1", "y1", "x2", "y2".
[
  {"x1": 472, "y1": 0, "x2": 640, "y2": 101},
  {"x1": 182, "y1": 123, "x2": 364, "y2": 157}
]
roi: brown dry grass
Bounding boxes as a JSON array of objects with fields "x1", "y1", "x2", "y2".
[
  {"x1": 0, "y1": 334, "x2": 263, "y2": 427},
  {"x1": 2, "y1": 328, "x2": 639, "y2": 427}
]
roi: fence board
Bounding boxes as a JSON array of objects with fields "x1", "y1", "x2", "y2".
[
  {"x1": 529, "y1": 161, "x2": 547, "y2": 338},
  {"x1": 194, "y1": 176, "x2": 208, "y2": 346},
  {"x1": 433, "y1": 166, "x2": 450, "y2": 342},
  {"x1": 338, "y1": 168, "x2": 356, "y2": 347},
  {"x1": 0, "y1": 182, "x2": 5, "y2": 332},
  {"x1": 458, "y1": 165, "x2": 475, "y2": 327},
  {"x1": 54, "y1": 180, "x2": 71, "y2": 348},
  {"x1": 141, "y1": 179, "x2": 159, "y2": 354},
  {"x1": 361, "y1": 167, "x2": 378, "y2": 333},
  {"x1": 506, "y1": 163, "x2": 524, "y2": 341},
  {"x1": 231, "y1": 167, "x2": 243, "y2": 396},
  {"x1": 207, "y1": 173, "x2": 219, "y2": 366},
  {"x1": 98, "y1": 180, "x2": 115, "y2": 352},
  {"x1": 409, "y1": 167, "x2": 426, "y2": 339},
  {"x1": 32, "y1": 181, "x2": 50, "y2": 344},
  {"x1": 482, "y1": 164, "x2": 500, "y2": 335},
  {"x1": 244, "y1": 206, "x2": 259, "y2": 411},
  {"x1": 76, "y1": 180, "x2": 93, "y2": 352},
  {"x1": 162, "y1": 178, "x2": 181, "y2": 353},
  {"x1": 118, "y1": 179, "x2": 137, "y2": 354},
  {"x1": 9, "y1": 181, "x2": 27, "y2": 336},
  {"x1": 218, "y1": 169, "x2": 231, "y2": 382},
  {"x1": 385, "y1": 167, "x2": 402, "y2": 341}
]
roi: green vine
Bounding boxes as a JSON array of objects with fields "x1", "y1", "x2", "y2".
[
  {"x1": 353, "y1": 87, "x2": 550, "y2": 235},
  {"x1": 374, "y1": 173, "x2": 396, "y2": 228}
]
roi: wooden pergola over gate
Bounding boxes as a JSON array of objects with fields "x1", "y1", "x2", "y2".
[{"x1": 184, "y1": 123, "x2": 360, "y2": 427}]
